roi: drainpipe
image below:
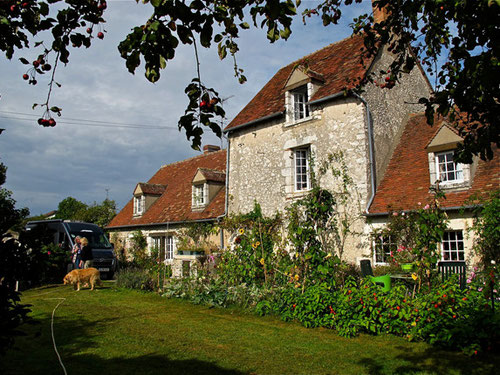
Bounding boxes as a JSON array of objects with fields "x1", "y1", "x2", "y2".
[
  {"x1": 352, "y1": 93, "x2": 377, "y2": 214},
  {"x1": 216, "y1": 133, "x2": 230, "y2": 250}
]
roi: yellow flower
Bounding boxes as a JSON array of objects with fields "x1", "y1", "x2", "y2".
[
  {"x1": 252, "y1": 242, "x2": 258, "y2": 249},
  {"x1": 411, "y1": 321, "x2": 417, "y2": 327},
  {"x1": 255, "y1": 241, "x2": 261, "y2": 246},
  {"x1": 259, "y1": 258, "x2": 265, "y2": 265},
  {"x1": 294, "y1": 283, "x2": 301, "y2": 288},
  {"x1": 238, "y1": 228, "x2": 245, "y2": 235},
  {"x1": 411, "y1": 273, "x2": 418, "y2": 281},
  {"x1": 294, "y1": 274, "x2": 300, "y2": 281}
]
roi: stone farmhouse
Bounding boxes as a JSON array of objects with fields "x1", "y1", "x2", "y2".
[
  {"x1": 108, "y1": 33, "x2": 498, "y2": 273},
  {"x1": 106, "y1": 146, "x2": 226, "y2": 277},
  {"x1": 224, "y1": 33, "x2": 433, "y2": 264}
]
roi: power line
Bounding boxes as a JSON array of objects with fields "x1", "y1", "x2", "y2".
[{"x1": 0, "y1": 112, "x2": 179, "y2": 130}]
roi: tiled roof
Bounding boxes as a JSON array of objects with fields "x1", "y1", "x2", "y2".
[
  {"x1": 137, "y1": 183, "x2": 167, "y2": 196},
  {"x1": 107, "y1": 150, "x2": 226, "y2": 228},
  {"x1": 198, "y1": 168, "x2": 226, "y2": 183},
  {"x1": 225, "y1": 34, "x2": 373, "y2": 131},
  {"x1": 368, "y1": 114, "x2": 500, "y2": 214}
]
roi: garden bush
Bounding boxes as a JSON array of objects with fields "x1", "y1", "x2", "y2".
[
  {"x1": 163, "y1": 277, "x2": 281, "y2": 309},
  {"x1": 116, "y1": 268, "x2": 156, "y2": 291},
  {"x1": 265, "y1": 274, "x2": 499, "y2": 354}
]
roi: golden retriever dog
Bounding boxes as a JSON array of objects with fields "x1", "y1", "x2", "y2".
[{"x1": 63, "y1": 268, "x2": 102, "y2": 291}]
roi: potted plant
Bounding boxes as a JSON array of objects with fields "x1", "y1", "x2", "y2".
[{"x1": 390, "y1": 246, "x2": 416, "y2": 272}]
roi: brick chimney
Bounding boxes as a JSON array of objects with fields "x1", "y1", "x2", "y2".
[
  {"x1": 203, "y1": 145, "x2": 221, "y2": 154},
  {"x1": 373, "y1": 0, "x2": 389, "y2": 24}
]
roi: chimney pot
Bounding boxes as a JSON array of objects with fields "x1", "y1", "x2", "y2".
[{"x1": 203, "y1": 145, "x2": 221, "y2": 154}]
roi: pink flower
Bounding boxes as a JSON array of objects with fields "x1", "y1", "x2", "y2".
[
  {"x1": 418, "y1": 202, "x2": 421, "y2": 206},
  {"x1": 393, "y1": 212, "x2": 398, "y2": 216},
  {"x1": 47, "y1": 251, "x2": 51, "y2": 255},
  {"x1": 423, "y1": 204, "x2": 430, "y2": 210}
]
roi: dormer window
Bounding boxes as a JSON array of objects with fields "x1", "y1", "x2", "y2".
[
  {"x1": 191, "y1": 167, "x2": 225, "y2": 211},
  {"x1": 292, "y1": 86, "x2": 310, "y2": 121},
  {"x1": 133, "y1": 195, "x2": 145, "y2": 216},
  {"x1": 192, "y1": 184, "x2": 207, "y2": 207},
  {"x1": 435, "y1": 151, "x2": 463, "y2": 184},
  {"x1": 283, "y1": 66, "x2": 323, "y2": 126},
  {"x1": 426, "y1": 124, "x2": 474, "y2": 190},
  {"x1": 132, "y1": 183, "x2": 166, "y2": 217}
]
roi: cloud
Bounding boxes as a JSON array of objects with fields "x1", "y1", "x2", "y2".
[{"x1": 0, "y1": 1, "x2": 371, "y2": 216}]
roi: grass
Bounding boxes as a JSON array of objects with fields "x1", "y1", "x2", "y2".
[{"x1": 2, "y1": 282, "x2": 499, "y2": 375}]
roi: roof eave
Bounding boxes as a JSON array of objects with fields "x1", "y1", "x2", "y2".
[
  {"x1": 365, "y1": 204, "x2": 479, "y2": 217},
  {"x1": 224, "y1": 111, "x2": 283, "y2": 134}
]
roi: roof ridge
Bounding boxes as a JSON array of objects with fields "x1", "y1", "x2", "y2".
[
  {"x1": 159, "y1": 148, "x2": 226, "y2": 170},
  {"x1": 198, "y1": 167, "x2": 226, "y2": 172},
  {"x1": 278, "y1": 34, "x2": 361, "y2": 73}
]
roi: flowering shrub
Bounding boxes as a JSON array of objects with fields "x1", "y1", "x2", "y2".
[
  {"x1": 389, "y1": 245, "x2": 415, "y2": 265},
  {"x1": 265, "y1": 275, "x2": 499, "y2": 354},
  {"x1": 218, "y1": 203, "x2": 283, "y2": 287},
  {"x1": 376, "y1": 188, "x2": 449, "y2": 292}
]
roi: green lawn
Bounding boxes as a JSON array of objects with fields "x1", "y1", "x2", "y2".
[{"x1": 2, "y1": 283, "x2": 498, "y2": 375}]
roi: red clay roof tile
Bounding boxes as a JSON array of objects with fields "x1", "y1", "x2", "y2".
[
  {"x1": 107, "y1": 150, "x2": 226, "y2": 228},
  {"x1": 225, "y1": 34, "x2": 373, "y2": 131},
  {"x1": 368, "y1": 114, "x2": 499, "y2": 214},
  {"x1": 136, "y1": 183, "x2": 167, "y2": 196}
]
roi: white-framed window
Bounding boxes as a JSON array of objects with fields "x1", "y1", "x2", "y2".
[
  {"x1": 294, "y1": 147, "x2": 310, "y2": 191},
  {"x1": 166, "y1": 235, "x2": 175, "y2": 260},
  {"x1": 192, "y1": 183, "x2": 207, "y2": 207},
  {"x1": 435, "y1": 151, "x2": 463, "y2": 184},
  {"x1": 442, "y1": 230, "x2": 465, "y2": 261},
  {"x1": 292, "y1": 86, "x2": 310, "y2": 121},
  {"x1": 133, "y1": 195, "x2": 145, "y2": 216},
  {"x1": 151, "y1": 235, "x2": 175, "y2": 261},
  {"x1": 373, "y1": 235, "x2": 397, "y2": 264}
]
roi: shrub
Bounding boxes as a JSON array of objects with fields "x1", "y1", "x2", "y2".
[
  {"x1": 266, "y1": 275, "x2": 499, "y2": 353},
  {"x1": 116, "y1": 268, "x2": 156, "y2": 291}
]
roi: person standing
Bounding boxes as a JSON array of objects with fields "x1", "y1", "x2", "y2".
[
  {"x1": 72, "y1": 236, "x2": 82, "y2": 269},
  {"x1": 80, "y1": 237, "x2": 93, "y2": 269}
]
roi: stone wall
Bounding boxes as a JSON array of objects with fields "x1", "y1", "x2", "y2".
[
  {"x1": 228, "y1": 97, "x2": 373, "y2": 262},
  {"x1": 363, "y1": 47, "x2": 433, "y2": 188},
  {"x1": 367, "y1": 211, "x2": 478, "y2": 266},
  {"x1": 107, "y1": 224, "x2": 226, "y2": 278},
  {"x1": 227, "y1": 48, "x2": 433, "y2": 263}
]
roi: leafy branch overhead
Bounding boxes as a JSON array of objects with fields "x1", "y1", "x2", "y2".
[
  {"x1": 1, "y1": 0, "x2": 107, "y2": 125},
  {"x1": 1, "y1": 1, "x2": 498, "y2": 160}
]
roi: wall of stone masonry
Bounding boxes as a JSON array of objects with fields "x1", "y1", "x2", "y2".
[
  {"x1": 368, "y1": 211, "x2": 479, "y2": 267},
  {"x1": 227, "y1": 49, "x2": 433, "y2": 264},
  {"x1": 228, "y1": 97, "x2": 373, "y2": 262},
  {"x1": 363, "y1": 47, "x2": 433, "y2": 188},
  {"x1": 107, "y1": 224, "x2": 225, "y2": 278}
]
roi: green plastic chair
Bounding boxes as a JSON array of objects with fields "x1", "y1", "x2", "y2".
[{"x1": 360, "y1": 259, "x2": 392, "y2": 292}]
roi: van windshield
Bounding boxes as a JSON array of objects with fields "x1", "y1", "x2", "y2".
[{"x1": 69, "y1": 230, "x2": 113, "y2": 249}]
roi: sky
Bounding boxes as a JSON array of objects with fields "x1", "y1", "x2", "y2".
[{"x1": 0, "y1": 1, "x2": 372, "y2": 216}]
